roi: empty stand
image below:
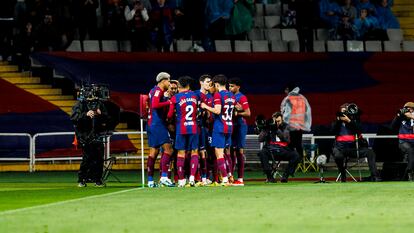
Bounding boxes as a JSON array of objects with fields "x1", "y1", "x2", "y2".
[
  {"x1": 271, "y1": 40, "x2": 288, "y2": 52},
  {"x1": 264, "y1": 28, "x2": 282, "y2": 41},
  {"x1": 365, "y1": 41, "x2": 383, "y2": 52},
  {"x1": 255, "y1": 3, "x2": 264, "y2": 16},
  {"x1": 264, "y1": 3, "x2": 282, "y2": 16},
  {"x1": 387, "y1": 29, "x2": 404, "y2": 41},
  {"x1": 176, "y1": 40, "x2": 193, "y2": 52},
  {"x1": 66, "y1": 40, "x2": 82, "y2": 52},
  {"x1": 252, "y1": 40, "x2": 270, "y2": 52},
  {"x1": 327, "y1": 40, "x2": 344, "y2": 52},
  {"x1": 264, "y1": 16, "x2": 281, "y2": 29},
  {"x1": 316, "y1": 28, "x2": 329, "y2": 41},
  {"x1": 402, "y1": 41, "x2": 414, "y2": 51},
  {"x1": 119, "y1": 40, "x2": 132, "y2": 52},
  {"x1": 234, "y1": 40, "x2": 252, "y2": 52},
  {"x1": 288, "y1": 41, "x2": 300, "y2": 52},
  {"x1": 383, "y1": 41, "x2": 402, "y2": 52},
  {"x1": 313, "y1": 41, "x2": 326, "y2": 52},
  {"x1": 346, "y1": 40, "x2": 364, "y2": 52},
  {"x1": 281, "y1": 29, "x2": 299, "y2": 41},
  {"x1": 248, "y1": 28, "x2": 265, "y2": 40},
  {"x1": 254, "y1": 16, "x2": 265, "y2": 28},
  {"x1": 82, "y1": 40, "x2": 100, "y2": 52},
  {"x1": 101, "y1": 40, "x2": 119, "y2": 52},
  {"x1": 215, "y1": 40, "x2": 232, "y2": 52}
]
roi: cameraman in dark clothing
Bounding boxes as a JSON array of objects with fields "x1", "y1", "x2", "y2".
[
  {"x1": 71, "y1": 92, "x2": 109, "y2": 187},
  {"x1": 391, "y1": 102, "x2": 414, "y2": 181},
  {"x1": 332, "y1": 103, "x2": 381, "y2": 182},
  {"x1": 257, "y1": 112, "x2": 300, "y2": 183}
]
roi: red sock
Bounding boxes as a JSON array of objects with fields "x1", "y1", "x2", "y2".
[
  {"x1": 177, "y1": 157, "x2": 185, "y2": 180},
  {"x1": 224, "y1": 153, "x2": 232, "y2": 174},
  {"x1": 213, "y1": 157, "x2": 218, "y2": 182},
  {"x1": 147, "y1": 156, "x2": 156, "y2": 177},
  {"x1": 231, "y1": 152, "x2": 237, "y2": 174},
  {"x1": 190, "y1": 154, "x2": 199, "y2": 177},
  {"x1": 160, "y1": 153, "x2": 171, "y2": 177},
  {"x1": 237, "y1": 152, "x2": 245, "y2": 179},
  {"x1": 217, "y1": 157, "x2": 228, "y2": 178}
]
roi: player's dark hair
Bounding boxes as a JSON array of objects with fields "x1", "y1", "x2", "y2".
[
  {"x1": 170, "y1": 80, "x2": 178, "y2": 85},
  {"x1": 199, "y1": 74, "x2": 212, "y2": 82},
  {"x1": 178, "y1": 76, "x2": 193, "y2": 88},
  {"x1": 212, "y1": 74, "x2": 227, "y2": 86},
  {"x1": 229, "y1": 77, "x2": 242, "y2": 86}
]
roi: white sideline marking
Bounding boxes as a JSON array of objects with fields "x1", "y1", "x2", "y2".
[{"x1": 0, "y1": 187, "x2": 141, "y2": 216}]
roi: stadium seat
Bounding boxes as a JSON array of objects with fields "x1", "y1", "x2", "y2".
[
  {"x1": 313, "y1": 40, "x2": 326, "y2": 52},
  {"x1": 264, "y1": 16, "x2": 281, "y2": 29},
  {"x1": 254, "y1": 16, "x2": 265, "y2": 28},
  {"x1": 315, "y1": 28, "x2": 329, "y2": 41},
  {"x1": 327, "y1": 40, "x2": 344, "y2": 52},
  {"x1": 82, "y1": 40, "x2": 100, "y2": 52},
  {"x1": 264, "y1": 3, "x2": 282, "y2": 16},
  {"x1": 119, "y1": 40, "x2": 132, "y2": 52},
  {"x1": 66, "y1": 40, "x2": 82, "y2": 52},
  {"x1": 176, "y1": 40, "x2": 193, "y2": 52},
  {"x1": 387, "y1": 29, "x2": 404, "y2": 41},
  {"x1": 248, "y1": 28, "x2": 265, "y2": 40},
  {"x1": 402, "y1": 41, "x2": 414, "y2": 52},
  {"x1": 288, "y1": 41, "x2": 300, "y2": 52},
  {"x1": 346, "y1": 40, "x2": 364, "y2": 52},
  {"x1": 383, "y1": 41, "x2": 402, "y2": 52},
  {"x1": 234, "y1": 40, "x2": 252, "y2": 52},
  {"x1": 252, "y1": 40, "x2": 270, "y2": 52},
  {"x1": 281, "y1": 28, "x2": 298, "y2": 41},
  {"x1": 271, "y1": 40, "x2": 288, "y2": 52},
  {"x1": 215, "y1": 40, "x2": 232, "y2": 52},
  {"x1": 101, "y1": 40, "x2": 119, "y2": 52},
  {"x1": 255, "y1": 3, "x2": 264, "y2": 16},
  {"x1": 365, "y1": 41, "x2": 383, "y2": 52},
  {"x1": 264, "y1": 28, "x2": 282, "y2": 41}
]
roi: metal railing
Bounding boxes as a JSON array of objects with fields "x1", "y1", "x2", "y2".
[
  {"x1": 1, "y1": 132, "x2": 401, "y2": 177},
  {"x1": 0, "y1": 133, "x2": 33, "y2": 171}
]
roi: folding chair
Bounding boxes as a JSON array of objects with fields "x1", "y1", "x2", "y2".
[{"x1": 296, "y1": 143, "x2": 318, "y2": 172}]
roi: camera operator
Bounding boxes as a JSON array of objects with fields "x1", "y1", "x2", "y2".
[
  {"x1": 332, "y1": 103, "x2": 381, "y2": 182},
  {"x1": 257, "y1": 112, "x2": 300, "y2": 183},
  {"x1": 71, "y1": 90, "x2": 109, "y2": 187},
  {"x1": 391, "y1": 102, "x2": 414, "y2": 181}
]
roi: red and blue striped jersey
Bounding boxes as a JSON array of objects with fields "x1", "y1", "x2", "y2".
[
  {"x1": 213, "y1": 90, "x2": 236, "y2": 133},
  {"x1": 234, "y1": 92, "x2": 249, "y2": 126},
  {"x1": 169, "y1": 91, "x2": 199, "y2": 135},
  {"x1": 148, "y1": 86, "x2": 169, "y2": 127}
]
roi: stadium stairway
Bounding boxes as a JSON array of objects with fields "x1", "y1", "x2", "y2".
[
  {"x1": 0, "y1": 62, "x2": 149, "y2": 171},
  {"x1": 394, "y1": 0, "x2": 414, "y2": 40}
]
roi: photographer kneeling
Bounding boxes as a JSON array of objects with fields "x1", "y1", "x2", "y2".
[
  {"x1": 332, "y1": 103, "x2": 381, "y2": 182},
  {"x1": 257, "y1": 112, "x2": 300, "y2": 183},
  {"x1": 71, "y1": 85, "x2": 109, "y2": 187}
]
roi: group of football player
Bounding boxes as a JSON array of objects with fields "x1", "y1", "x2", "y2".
[{"x1": 145, "y1": 72, "x2": 250, "y2": 187}]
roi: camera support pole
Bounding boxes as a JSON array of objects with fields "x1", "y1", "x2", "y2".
[{"x1": 355, "y1": 134, "x2": 362, "y2": 181}]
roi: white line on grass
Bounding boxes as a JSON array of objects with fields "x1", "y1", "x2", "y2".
[{"x1": 0, "y1": 187, "x2": 142, "y2": 216}]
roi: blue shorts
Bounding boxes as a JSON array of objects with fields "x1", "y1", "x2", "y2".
[
  {"x1": 175, "y1": 134, "x2": 199, "y2": 151},
  {"x1": 147, "y1": 125, "x2": 171, "y2": 148},
  {"x1": 232, "y1": 124, "x2": 248, "y2": 149},
  {"x1": 211, "y1": 132, "x2": 231, "y2": 149}
]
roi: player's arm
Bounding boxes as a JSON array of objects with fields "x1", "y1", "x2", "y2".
[
  {"x1": 201, "y1": 93, "x2": 221, "y2": 115},
  {"x1": 167, "y1": 96, "x2": 176, "y2": 119},
  {"x1": 235, "y1": 96, "x2": 251, "y2": 117},
  {"x1": 151, "y1": 90, "x2": 171, "y2": 109}
]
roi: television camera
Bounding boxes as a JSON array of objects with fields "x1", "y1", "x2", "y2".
[{"x1": 77, "y1": 84, "x2": 110, "y2": 111}]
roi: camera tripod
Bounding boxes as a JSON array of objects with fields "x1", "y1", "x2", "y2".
[{"x1": 102, "y1": 156, "x2": 121, "y2": 183}]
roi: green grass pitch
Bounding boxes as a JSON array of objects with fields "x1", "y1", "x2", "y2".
[{"x1": 1, "y1": 171, "x2": 414, "y2": 233}]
